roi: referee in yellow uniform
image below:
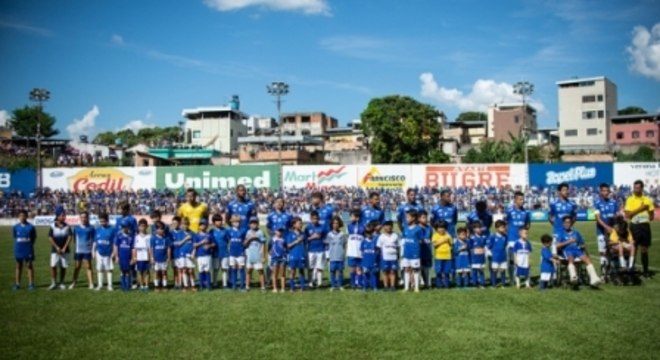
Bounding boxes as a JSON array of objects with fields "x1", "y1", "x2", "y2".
[
  {"x1": 624, "y1": 180, "x2": 655, "y2": 278},
  {"x1": 177, "y1": 188, "x2": 209, "y2": 233}
]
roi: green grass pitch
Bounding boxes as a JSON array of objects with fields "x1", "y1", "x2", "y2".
[{"x1": 1, "y1": 222, "x2": 659, "y2": 360}]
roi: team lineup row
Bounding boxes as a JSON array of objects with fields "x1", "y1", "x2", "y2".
[{"x1": 11, "y1": 181, "x2": 654, "y2": 292}]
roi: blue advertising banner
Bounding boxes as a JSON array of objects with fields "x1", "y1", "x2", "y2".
[
  {"x1": 529, "y1": 163, "x2": 613, "y2": 188},
  {"x1": 0, "y1": 168, "x2": 36, "y2": 197}
]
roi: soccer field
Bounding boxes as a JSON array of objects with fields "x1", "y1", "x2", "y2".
[{"x1": 1, "y1": 223, "x2": 659, "y2": 360}]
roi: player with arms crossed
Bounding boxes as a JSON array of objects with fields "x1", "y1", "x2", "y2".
[{"x1": 48, "y1": 207, "x2": 72, "y2": 290}]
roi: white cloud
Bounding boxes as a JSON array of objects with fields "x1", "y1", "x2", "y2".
[
  {"x1": 111, "y1": 34, "x2": 124, "y2": 46},
  {"x1": 67, "y1": 105, "x2": 100, "y2": 140},
  {"x1": 627, "y1": 23, "x2": 660, "y2": 81},
  {"x1": 0, "y1": 19, "x2": 54, "y2": 37},
  {"x1": 419, "y1": 73, "x2": 546, "y2": 113},
  {"x1": 0, "y1": 110, "x2": 9, "y2": 127},
  {"x1": 120, "y1": 120, "x2": 156, "y2": 133},
  {"x1": 203, "y1": 0, "x2": 330, "y2": 15}
]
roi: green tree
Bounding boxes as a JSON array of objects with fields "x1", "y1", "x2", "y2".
[
  {"x1": 456, "y1": 111, "x2": 487, "y2": 122},
  {"x1": 617, "y1": 146, "x2": 656, "y2": 162},
  {"x1": 9, "y1": 106, "x2": 59, "y2": 138},
  {"x1": 93, "y1": 131, "x2": 117, "y2": 145},
  {"x1": 618, "y1": 106, "x2": 647, "y2": 115},
  {"x1": 361, "y1": 95, "x2": 449, "y2": 163}
]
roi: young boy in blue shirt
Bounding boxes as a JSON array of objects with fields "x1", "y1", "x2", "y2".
[
  {"x1": 269, "y1": 228, "x2": 287, "y2": 293},
  {"x1": 13, "y1": 210, "x2": 37, "y2": 290},
  {"x1": 468, "y1": 221, "x2": 488, "y2": 288},
  {"x1": 228, "y1": 215, "x2": 247, "y2": 291},
  {"x1": 360, "y1": 222, "x2": 380, "y2": 291},
  {"x1": 173, "y1": 218, "x2": 195, "y2": 292},
  {"x1": 114, "y1": 220, "x2": 136, "y2": 291},
  {"x1": 453, "y1": 227, "x2": 470, "y2": 288},
  {"x1": 488, "y1": 220, "x2": 508, "y2": 287},
  {"x1": 418, "y1": 211, "x2": 433, "y2": 289},
  {"x1": 326, "y1": 216, "x2": 347, "y2": 291},
  {"x1": 210, "y1": 214, "x2": 229, "y2": 289},
  {"x1": 513, "y1": 227, "x2": 532, "y2": 289},
  {"x1": 70, "y1": 211, "x2": 96, "y2": 290},
  {"x1": 401, "y1": 210, "x2": 423, "y2": 293},
  {"x1": 346, "y1": 210, "x2": 365, "y2": 290},
  {"x1": 286, "y1": 217, "x2": 307, "y2": 291},
  {"x1": 170, "y1": 216, "x2": 182, "y2": 289},
  {"x1": 193, "y1": 219, "x2": 213, "y2": 291},
  {"x1": 306, "y1": 211, "x2": 328, "y2": 289},
  {"x1": 150, "y1": 221, "x2": 171, "y2": 292},
  {"x1": 93, "y1": 213, "x2": 116, "y2": 291},
  {"x1": 539, "y1": 234, "x2": 558, "y2": 290}
]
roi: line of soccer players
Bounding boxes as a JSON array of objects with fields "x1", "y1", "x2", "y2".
[{"x1": 12, "y1": 182, "x2": 647, "y2": 291}]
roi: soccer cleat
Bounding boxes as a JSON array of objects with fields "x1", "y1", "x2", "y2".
[
  {"x1": 48, "y1": 283, "x2": 57, "y2": 291},
  {"x1": 59, "y1": 284, "x2": 66, "y2": 290},
  {"x1": 28, "y1": 284, "x2": 36, "y2": 291},
  {"x1": 107, "y1": 287, "x2": 114, "y2": 292},
  {"x1": 131, "y1": 284, "x2": 138, "y2": 290},
  {"x1": 68, "y1": 283, "x2": 76, "y2": 290},
  {"x1": 95, "y1": 286, "x2": 102, "y2": 291},
  {"x1": 12, "y1": 284, "x2": 20, "y2": 291},
  {"x1": 89, "y1": 284, "x2": 94, "y2": 290}
]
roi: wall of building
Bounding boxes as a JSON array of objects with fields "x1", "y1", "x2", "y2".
[
  {"x1": 611, "y1": 122, "x2": 659, "y2": 146},
  {"x1": 186, "y1": 118, "x2": 247, "y2": 154}
]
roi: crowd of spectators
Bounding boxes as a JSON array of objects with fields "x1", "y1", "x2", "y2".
[{"x1": 0, "y1": 185, "x2": 658, "y2": 219}]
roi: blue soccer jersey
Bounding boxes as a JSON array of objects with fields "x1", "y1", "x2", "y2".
[
  {"x1": 453, "y1": 239, "x2": 470, "y2": 270},
  {"x1": 228, "y1": 227, "x2": 246, "y2": 257},
  {"x1": 226, "y1": 199, "x2": 256, "y2": 232},
  {"x1": 540, "y1": 247, "x2": 555, "y2": 273},
  {"x1": 269, "y1": 237, "x2": 287, "y2": 261},
  {"x1": 285, "y1": 230, "x2": 306, "y2": 260},
  {"x1": 488, "y1": 233, "x2": 508, "y2": 263},
  {"x1": 171, "y1": 229, "x2": 184, "y2": 259},
  {"x1": 178, "y1": 230, "x2": 195, "y2": 257},
  {"x1": 513, "y1": 240, "x2": 532, "y2": 269},
  {"x1": 210, "y1": 227, "x2": 229, "y2": 259},
  {"x1": 557, "y1": 229, "x2": 585, "y2": 258},
  {"x1": 506, "y1": 206, "x2": 530, "y2": 243},
  {"x1": 466, "y1": 210, "x2": 493, "y2": 236},
  {"x1": 549, "y1": 199, "x2": 577, "y2": 236},
  {"x1": 360, "y1": 237, "x2": 378, "y2": 269},
  {"x1": 267, "y1": 210, "x2": 292, "y2": 236},
  {"x1": 401, "y1": 224, "x2": 423, "y2": 260},
  {"x1": 346, "y1": 222, "x2": 365, "y2": 259},
  {"x1": 419, "y1": 224, "x2": 433, "y2": 265},
  {"x1": 431, "y1": 203, "x2": 458, "y2": 237},
  {"x1": 305, "y1": 223, "x2": 328, "y2": 253},
  {"x1": 73, "y1": 224, "x2": 95, "y2": 254},
  {"x1": 94, "y1": 225, "x2": 116, "y2": 257},
  {"x1": 115, "y1": 215, "x2": 138, "y2": 237},
  {"x1": 361, "y1": 205, "x2": 385, "y2": 227},
  {"x1": 150, "y1": 234, "x2": 170, "y2": 263},
  {"x1": 397, "y1": 201, "x2": 423, "y2": 228},
  {"x1": 13, "y1": 222, "x2": 36, "y2": 259},
  {"x1": 49, "y1": 223, "x2": 72, "y2": 253},
  {"x1": 114, "y1": 231, "x2": 135, "y2": 263},
  {"x1": 468, "y1": 233, "x2": 488, "y2": 265},
  {"x1": 194, "y1": 232, "x2": 212, "y2": 257},
  {"x1": 594, "y1": 197, "x2": 618, "y2": 236},
  {"x1": 312, "y1": 203, "x2": 335, "y2": 230}
]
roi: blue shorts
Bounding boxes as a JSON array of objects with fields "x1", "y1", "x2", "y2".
[
  {"x1": 329, "y1": 261, "x2": 344, "y2": 272},
  {"x1": 381, "y1": 260, "x2": 398, "y2": 272},
  {"x1": 516, "y1": 266, "x2": 530, "y2": 278},
  {"x1": 119, "y1": 261, "x2": 133, "y2": 273},
  {"x1": 347, "y1": 257, "x2": 362, "y2": 268},
  {"x1": 136, "y1": 261, "x2": 150, "y2": 272},
  {"x1": 471, "y1": 254, "x2": 486, "y2": 265},
  {"x1": 434, "y1": 259, "x2": 453, "y2": 274},
  {"x1": 564, "y1": 248, "x2": 585, "y2": 259},
  {"x1": 15, "y1": 254, "x2": 34, "y2": 263},
  {"x1": 362, "y1": 266, "x2": 377, "y2": 274},
  {"x1": 288, "y1": 258, "x2": 305, "y2": 270},
  {"x1": 270, "y1": 257, "x2": 286, "y2": 268},
  {"x1": 75, "y1": 253, "x2": 92, "y2": 262}
]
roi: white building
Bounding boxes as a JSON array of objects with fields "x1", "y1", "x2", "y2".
[
  {"x1": 556, "y1": 76, "x2": 617, "y2": 152},
  {"x1": 243, "y1": 116, "x2": 277, "y2": 136},
  {"x1": 181, "y1": 96, "x2": 248, "y2": 154}
]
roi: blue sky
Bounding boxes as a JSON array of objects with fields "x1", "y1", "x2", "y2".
[{"x1": 0, "y1": 0, "x2": 658, "y2": 140}]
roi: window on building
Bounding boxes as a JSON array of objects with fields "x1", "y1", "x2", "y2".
[
  {"x1": 582, "y1": 95, "x2": 596, "y2": 103},
  {"x1": 565, "y1": 129, "x2": 578, "y2": 137},
  {"x1": 632, "y1": 131, "x2": 640, "y2": 139},
  {"x1": 230, "y1": 129, "x2": 234, "y2": 137},
  {"x1": 646, "y1": 130, "x2": 655, "y2": 138},
  {"x1": 616, "y1": 132, "x2": 624, "y2": 140},
  {"x1": 597, "y1": 110, "x2": 604, "y2": 118},
  {"x1": 192, "y1": 130, "x2": 201, "y2": 139},
  {"x1": 582, "y1": 111, "x2": 596, "y2": 120},
  {"x1": 597, "y1": 94, "x2": 603, "y2": 102},
  {"x1": 301, "y1": 116, "x2": 311, "y2": 123},
  {"x1": 514, "y1": 115, "x2": 519, "y2": 124},
  {"x1": 586, "y1": 128, "x2": 598, "y2": 136}
]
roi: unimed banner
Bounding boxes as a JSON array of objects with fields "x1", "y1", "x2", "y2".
[
  {"x1": 613, "y1": 162, "x2": 660, "y2": 187},
  {"x1": 282, "y1": 165, "x2": 356, "y2": 188},
  {"x1": 529, "y1": 163, "x2": 613, "y2": 188},
  {"x1": 43, "y1": 167, "x2": 156, "y2": 191},
  {"x1": 156, "y1": 165, "x2": 279, "y2": 190},
  {"x1": 0, "y1": 168, "x2": 36, "y2": 196},
  {"x1": 409, "y1": 164, "x2": 527, "y2": 188}
]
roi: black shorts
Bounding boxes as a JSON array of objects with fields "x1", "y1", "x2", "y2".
[{"x1": 631, "y1": 223, "x2": 652, "y2": 247}]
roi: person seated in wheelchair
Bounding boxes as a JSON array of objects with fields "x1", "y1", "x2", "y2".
[
  {"x1": 555, "y1": 215, "x2": 601, "y2": 287},
  {"x1": 609, "y1": 216, "x2": 635, "y2": 271}
]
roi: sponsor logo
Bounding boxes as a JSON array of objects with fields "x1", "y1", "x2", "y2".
[
  {"x1": 284, "y1": 166, "x2": 347, "y2": 186},
  {"x1": 359, "y1": 167, "x2": 406, "y2": 188},
  {"x1": 67, "y1": 168, "x2": 133, "y2": 192},
  {"x1": 545, "y1": 166, "x2": 596, "y2": 185},
  {"x1": 425, "y1": 165, "x2": 510, "y2": 187},
  {"x1": 49, "y1": 171, "x2": 64, "y2": 178},
  {"x1": 163, "y1": 170, "x2": 272, "y2": 189},
  {"x1": 0, "y1": 173, "x2": 10, "y2": 188}
]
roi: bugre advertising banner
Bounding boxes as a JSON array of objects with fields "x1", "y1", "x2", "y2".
[
  {"x1": 282, "y1": 165, "x2": 356, "y2": 188},
  {"x1": 613, "y1": 162, "x2": 660, "y2": 187},
  {"x1": 0, "y1": 168, "x2": 36, "y2": 196},
  {"x1": 156, "y1": 165, "x2": 279, "y2": 190},
  {"x1": 356, "y1": 165, "x2": 412, "y2": 189},
  {"x1": 409, "y1": 164, "x2": 527, "y2": 188},
  {"x1": 43, "y1": 167, "x2": 156, "y2": 191}
]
